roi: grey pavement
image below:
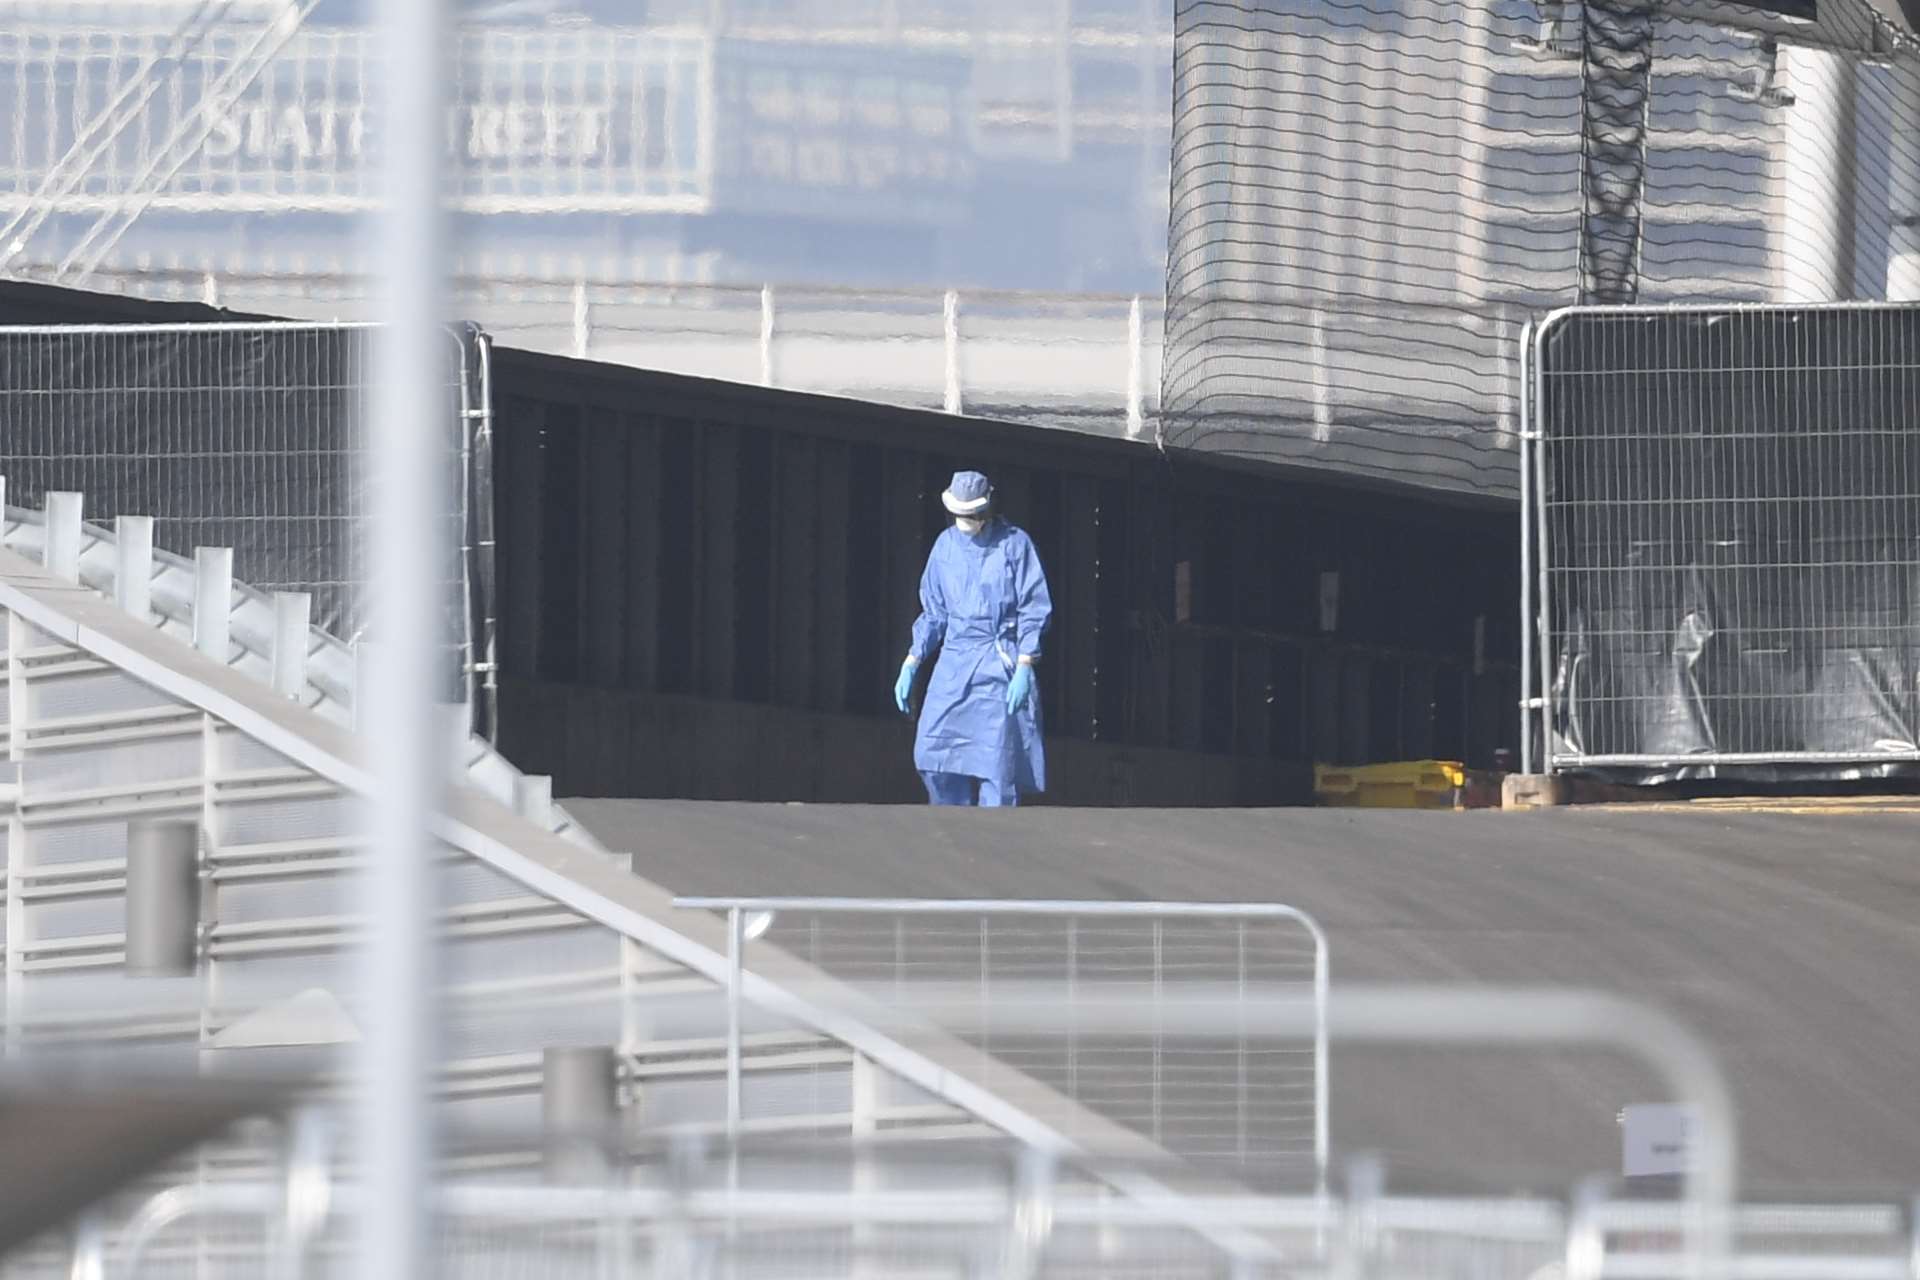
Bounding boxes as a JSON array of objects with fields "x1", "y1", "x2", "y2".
[{"x1": 567, "y1": 797, "x2": 1920, "y2": 1195}]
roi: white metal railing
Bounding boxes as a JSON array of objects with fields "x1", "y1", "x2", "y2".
[
  {"x1": 88, "y1": 1170, "x2": 1920, "y2": 1280},
  {"x1": 51, "y1": 264, "x2": 1169, "y2": 440},
  {"x1": 33, "y1": 982, "x2": 1872, "y2": 1280},
  {"x1": 674, "y1": 897, "x2": 1331, "y2": 1200},
  {"x1": 0, "y1": 984, "x2": 1832, "y2": 1280}
]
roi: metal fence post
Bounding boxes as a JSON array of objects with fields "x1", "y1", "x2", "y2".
[
  {"x1": 1906, "y1": 1193, "x2": 1920, "y2": 1280},
  {"x1": 43, "y1": 491, "x2": 81, "y2": 583},
  {"x1": 760, "y1": 284, "x2": 776, "y2": 387},
  {"x1": 1125, "y1": 296, "x2": 1144, "y2": 438},
  {"x1": 726, "y1": 905, "x2": 744, "y2": 1137},
  {"x1": 1518, "y1": 320, "x2": 1535, "y2": 775},
  {"x1": 1310, "y1": 311, "x2": 1332, "y2": 442},
  {"x1": 193, "y1": 547, "x2": 233, "y2": 661},
  {"x1": 67, "y1": 1210, "x2": 105, "y2": 1280},
  {"x1": 571, "y1": 279, "x2": 591, "y2": 359},
  {"x1": 943, "y1": 290, "x2": 963, "y2": 414},
  {"x1": 1529, "y1": 317, "x2": 1555, "y2": 772},
  {"x1": 1002, "y1": 1145, "x2": 1057, "y2": 1280},
  {"x1": 272, "y1": 592, "x2": 312, "y2": 699},
  {"x1": 1564, "y1": 1176, "x2": 1608, "y2": 1280},
  {"x1": 115, "y1": 515, "x2": 154, "y2": 617},
  {"x1": 275, "y1": 1107, "x2": 333, "y2": 1280}
]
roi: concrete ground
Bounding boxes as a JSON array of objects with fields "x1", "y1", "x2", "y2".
[{"x1": 568, "y1": 796, "x2": 1920, "y2": 1196}]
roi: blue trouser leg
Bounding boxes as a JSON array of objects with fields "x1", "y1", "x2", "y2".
[
  {"x1": 977, "y1": 778, "x2": 1018, "y2": 808},
  {"x1": 920, "y1": 771, "x2": 976, "y2": 805}
]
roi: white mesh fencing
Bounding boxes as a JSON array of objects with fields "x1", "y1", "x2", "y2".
[
  {"x1": 686, "y1": 899, "x2": 1329, "y2": 1196},
  {"x1": 0, "y1": 322, "x2": 487, "y2": 678}
]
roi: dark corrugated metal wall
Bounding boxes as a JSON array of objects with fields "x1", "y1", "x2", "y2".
[{"x1": 491, "y1": 351, "x2": 1520, "y2": 803}]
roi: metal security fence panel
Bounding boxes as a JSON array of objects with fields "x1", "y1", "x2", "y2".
[
  {"x1": 678, "y1": 898, "x2": 1330, "y2": 1199},
  {"x1": 1524, "y1": 303, "x2": 1920, "y2": 776},
  {"x1": 0, "y1": 322, "x2": 492, "y2": 698}
]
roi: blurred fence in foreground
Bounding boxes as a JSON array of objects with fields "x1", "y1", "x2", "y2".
[{"x1": 12, "y1": 1131, "x2": 1918, "y2": 1280}]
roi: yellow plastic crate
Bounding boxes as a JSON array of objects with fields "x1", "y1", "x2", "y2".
[{"x1": 1313, "y1": 760, "x2": 1478, "y2": 810}]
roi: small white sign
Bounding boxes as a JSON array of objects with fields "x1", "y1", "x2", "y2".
[{"x1": 1621, "y1": 1103, "x2": 1694, "y2": 1177}]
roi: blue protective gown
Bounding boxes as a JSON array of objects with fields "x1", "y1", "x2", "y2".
[{"x1": 909, "y1": 519, "x2": 1053, "y2": 794}]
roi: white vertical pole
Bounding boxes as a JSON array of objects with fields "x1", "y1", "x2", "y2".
[
  {"x1": 1125, "y1": 296, "x2": 1144, "y2": 438},
  {"x1": 271, "y1": 592, "x2": 311, "y2": 699},
  {"x1": 571, "y1": 278, "x2": 591, "y2": 359},
  {"x1": 942, "y1": 290, "x2": 962, "y2": 414},
  {"x1": 1889, "y1": 70, "x2": 1920, "y2": 302},
  {"x1": 1779, "y1": 46, "x2": 1854, "y2": 303},
  {"x1": 850, "y1": 1051, "x2": 878, "y2": 1279},
  {"x1": 115, "y1": 516, "x2": 154, "y2": 617},
  {"x1": 43, "y1": 491, "x2": 82, "y2": 583},
  {"x1": 363, "y1": 0, "x2": 448, "y2": 1271},
  {"x1": 193, "y1": 547, "x2": 233, "y2": 661},
  {"x1": 759, "y1": 284, "x2": 776, "y2": 387},
  {"x1": 725, "y1": 906, "x2": 743, "y2": 1136},
  {"x1": 1309, "y1": 312, "x2": 1332, "y2": 443},
  {"x1": 1518, "y1": 323, "x2": 1535, "y2": 776}
]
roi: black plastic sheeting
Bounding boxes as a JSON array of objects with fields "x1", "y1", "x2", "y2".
[
  {"x1": 0, "y1": 322, "x2": 492, "y2": 708},
  {"x1": 1539, "y1": 305, "x2": 1920, "y2": 783}
]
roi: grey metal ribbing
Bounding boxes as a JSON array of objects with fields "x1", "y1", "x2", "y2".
[
  {"x1": 542, "y1": 1047, "x2": 620, "y2": 1186},
  {"x1": 1577, "y1": 0, "x2": 1656, "y2": 304},
  {"x1": 124, "y1": 820, "x2": 199, "y2": 977}
]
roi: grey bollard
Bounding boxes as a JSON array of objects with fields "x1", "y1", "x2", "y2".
[
  {"x1": 542, "y1": 1046, "x2": 620, "y2": 1185},
  {"x1": 125, "y1": 820, "x2": 200, "y2": 977}
]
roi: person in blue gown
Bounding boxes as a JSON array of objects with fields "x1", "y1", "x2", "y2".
[{"x1": 893, "y1": 471, "x2": 1053, "y2": 806}]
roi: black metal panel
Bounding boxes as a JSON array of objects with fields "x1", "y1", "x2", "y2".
[
  {"x1": 843, "y1": 444, "x2": 885, "y2": 716},
  {"x1": 484, "y1": 349, "x2": 1522, "y2": 798},
  {"x1": 580, "y1": 408, "x2": 629, "y2": 688},
  {"x1": 655, "y1": 427, "x2": 696, "y2": 697},
  {"x1": 1092, "y1": 477, "x2": 1130, "y2": 743},
  {"x1": 735, "y1": 426, "x2": 774, "y2": 706},
  {"x1": 772, "y1": 433, "x2": 817, "y2": 708},
  {"x1": 621, "y1": 417, "x2": 662, "y2": 693},
  {"x1": 1058, "y1": 475, "x2": 1099, "y2": 738},
  {"x1": 813, "y1": 439, "x2": 852, "y2": 714},
  {"x1": 696, "y1": 424, "x2": 740, "y2": 702},
  {"x1": 536, "y1": 403, "x2": 582, "y2": 684},
  {"x1": 496, "y1": 396, "x2": 547, "y2": 682}
]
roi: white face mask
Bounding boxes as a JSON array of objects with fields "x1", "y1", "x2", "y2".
[{"x1": 955, "y1": 515, "x2": 986, "y2": 534}]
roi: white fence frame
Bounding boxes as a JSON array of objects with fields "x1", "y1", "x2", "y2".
[
  {"x1": 0, "y1": 319, "x2": 496, "y2": 722},
  {"x1": 675, "y1": 896, "x2": 1332, "y2": 1202},
  {"x1": 1520, "y1": 301, "x2": 1920, "y2": 775}
]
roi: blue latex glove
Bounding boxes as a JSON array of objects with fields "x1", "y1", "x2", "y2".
[
  {"x1": 894, "y1": 658, "x2": 918, "y2": 714},
  {"x1": 1006, "y1": 661, "x2": 1034, "y2": 715}
]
